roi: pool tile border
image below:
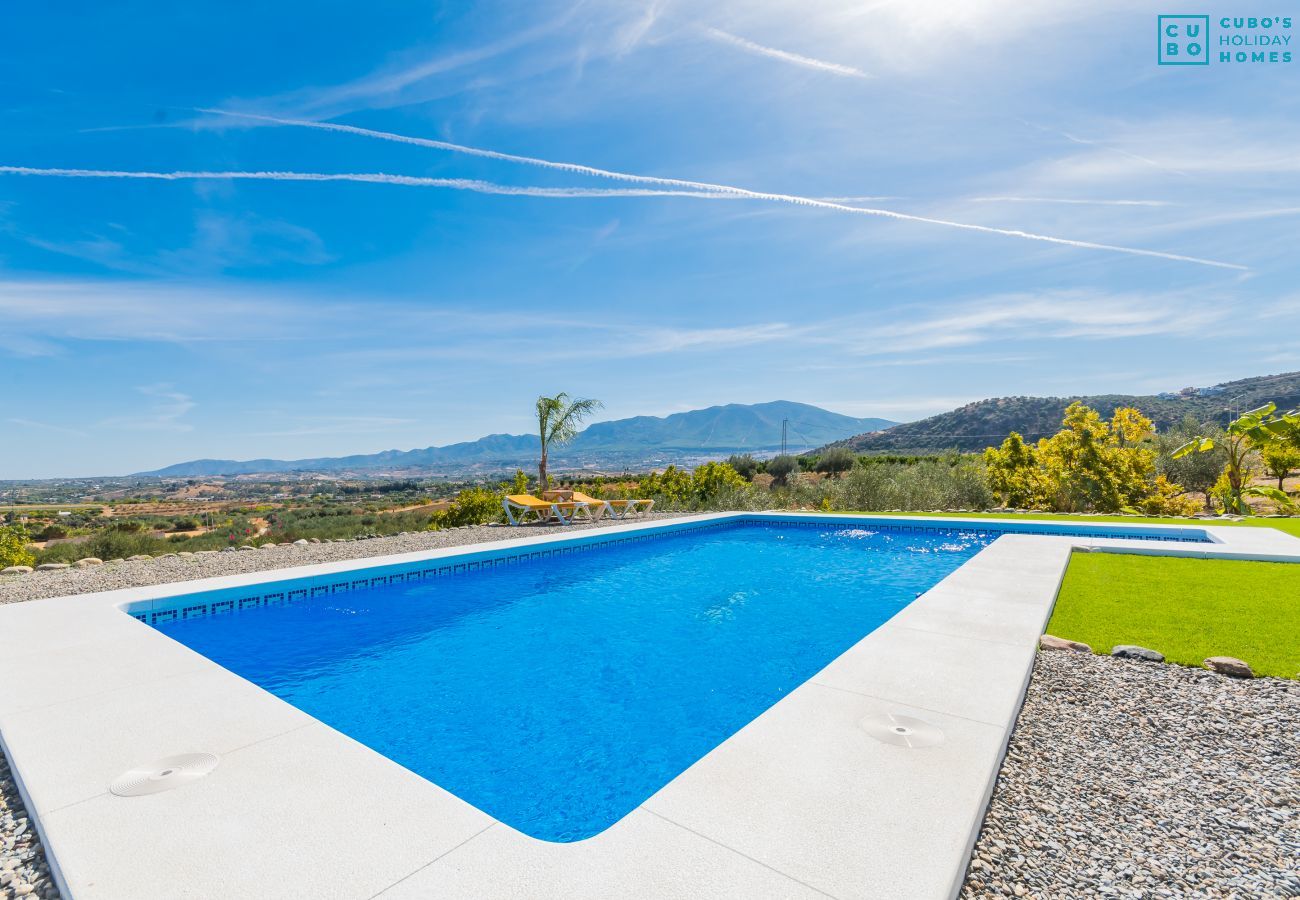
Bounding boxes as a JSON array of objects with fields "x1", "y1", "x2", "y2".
[
  {"x1": 0, "y1": 512, "x2": 1295, "y2": 900},
  {"x1": 125, "y1": 516, "x2": 1210, "y2": 626}
]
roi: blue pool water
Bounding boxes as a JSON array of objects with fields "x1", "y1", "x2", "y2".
[{"x1": 147, "y1": 520, "x2": 1187, "y2": 841}]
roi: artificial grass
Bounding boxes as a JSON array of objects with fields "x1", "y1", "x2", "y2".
[
  {"x1": 1047, "y1": 553, "x2": 1300, "y2": 679},
  {"x1": 844, "y1": 509, "x2": 1300, "y2": 539}
]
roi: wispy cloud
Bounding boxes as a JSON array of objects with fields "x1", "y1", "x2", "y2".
[
  {"x1": 190, "y1": 110, "x2": 1248, "y2": 270},
  {"x1": 969, "y1": 196, "x2": 1173, "y2": 208},
  {"x1": 6, "y1": 418, "x2": 90, "y2": 438},
  {"x1": 99, "y1": 384, "x2": 196, "y2": 432},
  {"x1": 240, "y1": 14, "x2": 572, "y2": 119},
  {"x1": 700, "y1": 27, "x2": 871, "y2": 78},
  {"x1": 845, "y1": 291, "x2": 1233, "y2": 355}
]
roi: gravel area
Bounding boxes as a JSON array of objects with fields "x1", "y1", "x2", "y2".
[
  {"x1": 3, "y1": 524, "x2": 1295, "y2": 898},
  {"x1": 1, "y1": 752, "x2": 57, "y2": 899},
  {"x1": 0, "y1": 513, "x2": 692, "y2": 607},
  {"x1": 960, "y1": 651, "x2": 1299, "y2": 899}
]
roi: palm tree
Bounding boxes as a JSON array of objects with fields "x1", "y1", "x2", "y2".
[{"x1": 535, "y1": 393, "x2": 602, "y2": 493}]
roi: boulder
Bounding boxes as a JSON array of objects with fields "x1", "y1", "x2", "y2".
[
  {"x1": 36, "y1": 563, "x2": 71, "y2": 571},
  {"x1": 259, "y1": 544, "x2": 277, "y2": 550},
  {"x1": 293, "y1": 539, "x2": 309, "y2": 546},
  {"x1": 1, "y1": 565, "x2": 34, "y2": 575},
  {"x1": 1203, "y1": 656, "x2": 1253, "y2": 678},
  {"x1": 309, "y1": 537, "x2": 321, "y2": 544},
  {"x1": 1111, "y1": 645, "x2": 1164, "y2": 663},
  {"x1": 237, "y1": 545, "x2": 257, "y2": 551},
  {"x1": 1040, "y1": 634, "x2": 1092, "y2": 653},
  {"x1": 127, "y1": 554, "x2": 153, "y2": 561},
  {"x1": 74, "y1": 557, "x2": 104, "y2": 567}
]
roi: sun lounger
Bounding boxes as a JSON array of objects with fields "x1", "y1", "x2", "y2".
[
  {"x1": 503, "y1": 494, "x2": 592, "y2": 526},
  {"x1": 570, "y1": 491, "x2": 654, "y2": 520}
]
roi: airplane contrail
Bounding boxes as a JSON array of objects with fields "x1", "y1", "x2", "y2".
[
  {"x1": 194, "y1": 109, "x2": 1248, "y2": 270},
  {"x1": 700, "y1": 28, "x2": 872, "y2": 78},
  {"x1": 0, "y1": 166, "x2": 744, "y2": 199}
]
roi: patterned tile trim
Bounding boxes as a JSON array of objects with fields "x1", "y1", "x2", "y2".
[{"x1": 131, "y1": 518, "x2": 1206, "y2": 625}]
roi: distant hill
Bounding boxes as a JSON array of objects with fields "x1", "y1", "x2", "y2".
[
  {"x1": 820, "y1": 371, "x2": 1300, "y2": 455},
  {"x1": 141, "y1": 401, "x2": 896, "y2": 477}
]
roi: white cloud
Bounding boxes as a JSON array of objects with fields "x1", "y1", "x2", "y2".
[
  {"x1": 238, "y1": 14, "x2": 573, "y2": 119},
  {"x1": 700, "y1": 27, "x2": 871, "y2": 78},
  {"x1": 837, "y1": 291, "x2": 1235, "y2": 355},
  {"x1": 969, "y1": 196, "x2": 1173, "y2": 208}
]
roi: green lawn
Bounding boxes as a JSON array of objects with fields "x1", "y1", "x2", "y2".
[
  {"x1": 844, "y1": 509, "x2": 1300, "y2": 538},
  {"x1": 1048, "y1": 553, "x2": 1299, "y2": 678}
]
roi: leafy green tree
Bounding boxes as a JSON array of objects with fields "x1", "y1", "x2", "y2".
[
  {"x1": 691, "y1": 462, "x2": 746, "y2": 502},
  {"x1": 639, "y1": 466, "x2": 693, "y2": 503},
  {"x1": 765, "y1": 454, "x2": 799, "y2": 487},
  {"x1": 983, "y1": 432, "x2": 1044, "y2": 508},
  {"x1": 510, "y1": 469, "x2": 530, "y2": 495},
  {"x1": 815, "y1": 447, "x2": 856, "y2": 479},
  {"x1": 535, "y1": 393, "x2": 601, "y2": 493},
  {"x1": 724, "y1": 454, "x2": 759, "y2": 481},
  {"x1": 1174, "y1": 403, "x2": 1300, "y2": 513},
  {"x1": 1157, "y1": 416, "x2": 1227, "y2": 510},
  {"x1": 1259, "y1": 424, "x2": 1300, "y2": 490},
  {"x1": 0, "y1": 524, "x2": 36, "y2": 568},
  {"x1": 985, "y1": 404, "x2": 1196, "y2": 514}
]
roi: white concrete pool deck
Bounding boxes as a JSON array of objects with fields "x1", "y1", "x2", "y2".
[{"x1": 1, "y1": 513, "x2": 1297, "y2": 900}]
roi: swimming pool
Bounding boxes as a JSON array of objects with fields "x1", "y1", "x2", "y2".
[{"x1": 145, "y1": 518, "x2": 1209, "y2": 842}]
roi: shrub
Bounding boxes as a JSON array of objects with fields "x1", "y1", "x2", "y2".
[
  {"x1": 824, "y1": 458, "x2": 993, "y2": 511},
  {"x1": 815, "y1": 447, "x2": 856, "y2": 479},
  {"x1": 434, "y1": 487, "x2": 504, "y2": 528},
  {"x1": 690, "y1": 462, "x2": 747, "y2": 504},
  {"x1": 0, "y1": 525, "x2": 36, "y2": 568},
  {"x1": 724, "y1": 454, "x2": 759, "y2": 481},
  {"x1": 985, "y1": 403, "x2": 1195, "y2": 514},
  {"x1": 766, "y1": 455, "x2": 799, "y2": 487},
  {"x1": 1157, "y1": 416, "x2": 1226, "y2": 509},
  {"x1": 1137, "y1": 475, "x2": 1200, "y2": 517},
  {"x1": 510, "y1": 470, "x2": 530, "y2": 495},
  {"x1": 638, "y1": 466, "x2": 694, "y2": 504}
]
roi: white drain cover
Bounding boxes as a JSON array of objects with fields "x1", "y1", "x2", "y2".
[
  {"x1": 110, "y1": 753, "x2": 220, "y2": 797},
  {"x1": 861, "y1": 712, "x2": 945, "y2": 748}
]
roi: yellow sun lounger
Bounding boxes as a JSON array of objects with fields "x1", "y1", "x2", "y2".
[
  {"x1": 570, "y1": 491, "x2": 654, "y2": 520},
  {"x1": 502, "y1": 494, "x2": 593, "y2": 526}
]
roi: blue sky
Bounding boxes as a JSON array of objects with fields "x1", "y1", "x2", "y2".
[{"x1": 2, "y1": 1, "x2": 1298, "y2": 478}]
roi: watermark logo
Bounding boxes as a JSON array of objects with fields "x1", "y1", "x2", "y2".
[
  {"x1": 1158, "y1": 15, "x2": 1294, "y2": 65},
  {"x1": 1159, "y1": 15, "x2": 1210, "y2": 64}
]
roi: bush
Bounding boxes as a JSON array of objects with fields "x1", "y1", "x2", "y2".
[
  {"x1": 766, "y1": 455, "x2": 799, "y2": 487},
  {"x1": 824, "y1": 458, "x2": 993, "y2": 511},
  {"x1": 724, "y1": 454, "x2": 759, "y2": 481},
  {"x1": 638, "y1": 466, "x2": 694, "y2": 504},
  {"x1": 434, "y1": 487, "x2": 504, "y2": 528},
  {"x1": 690, "y1": 462, "x2": 747, "y2": 504},
  {"x1": 0, "y1": 525, "x2": 36, "y2": 568},
  {"x1": 815, "y1": 447, "x2": 856, "y2": 479}
]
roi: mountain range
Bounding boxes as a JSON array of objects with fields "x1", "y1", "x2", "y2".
[
  {"x1": 820, "y1": 371, "x2": 1300, "y2": 454},
  {"x1": 141, "y1": 401, "x2": 896, "y2": 477}
]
